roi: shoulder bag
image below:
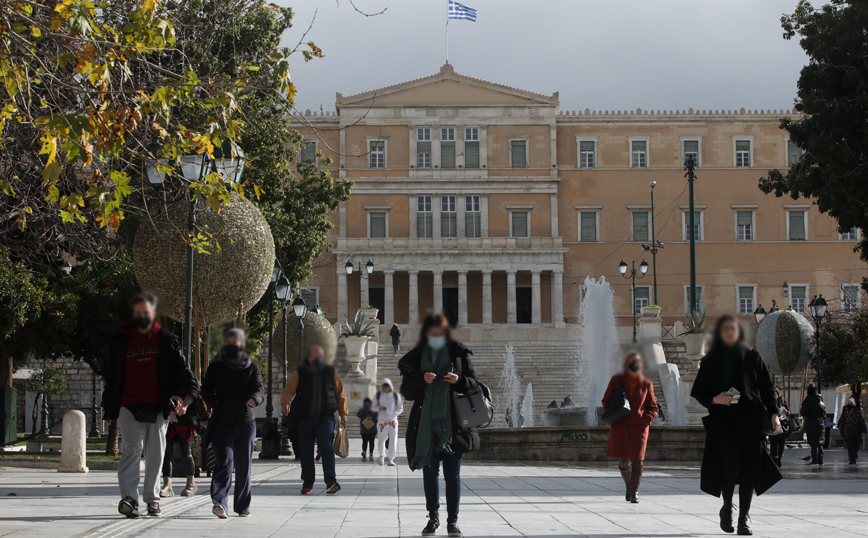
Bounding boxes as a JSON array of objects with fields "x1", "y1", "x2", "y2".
[
  {"x1": 452, "y1": 382, "x2": 494, "y2": 430},
  {"x1": 600, "y1": 377, "x2": 631, "y2": 425}
]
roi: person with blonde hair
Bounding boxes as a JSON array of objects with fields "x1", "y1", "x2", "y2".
[{"x1": 601, "y1": 350, "x2": 659, "y2": 504}]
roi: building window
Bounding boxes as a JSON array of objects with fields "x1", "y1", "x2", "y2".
[
  {"x1": 465, "y1": 195, "x2": 481, "y2": 238},
  {"x1": 843, "y1": 284, "x2": 860, "y2": 313},
  {"x1": 684, "y1": 285, "x2": 705, "y2": 314},
  {"x1": 368, "y1": 212, "x2": 388, "y2": 238},
  {"x1": 299, "y1": 287, "x2": 319, "y2": 309},
  {"x1": 300, "y1": 139, "x2": 317, "y2": 166},
  {"x1": 787, "y1": 139, "x2": 803, "y2": 167},
  {"x1": 736, "y1": 211, "x2": 754, "y2": 241},
  {"x1": 441, "y1": 128, "x2": 456, "y2": 169},
  {"x1": 735, "y1": 139, "x2": 752, "y2": 168},
  {"x1": 441, "y1": 195, "x2": 457, "y2": 237},
  {"x1": 790, "y1": 285, "x2": 808, "y2": 313},
  {"x1": 632, "y1": 211, "x2": 649, "y2": 242},
  {"x1": 841, "y1": 228, "x2": 858, "y2": 241},
  {"x1": 510, "y1": 211, "x2": 529, "y2": 238},
  {"x1": 417, "y1": 195, "x2": 433, "y2": 238},
  {"x1": 737, "y1": 286, "x2": 756, "y2": 315},
  {"x1": 788, "y1": 210, "x2": 807, "y2": 241},
  {"x1": 510, "y1": 139, "x2": 528, "y2": 168},
  {"x1": 634, "y1": 286, "x2": 651, "y2": 314},
  {"x1": 579, "y1": 140, "x2": 595, "y2": 169},
  {"x1": 683, "y1": 139, "x2": 700, "y2": 167},
  {"x1": 579, "y1": 211, "x2": 598, "y2": 242},
  {"x1": 369, "y1": 140, "x2": 385, "y2": 168},
  {"x1": 631, "y1": 140, "x2": 647, "y2": 168},
  {"x1": 683, "y1": 211, "x2": 702, "y2": 241},
  {"x1": 465, "y1": 127, "x2": 480, "y2": 168},
  {"x1": 417, "y1": 127, "x2": 432, "y2": 168}
]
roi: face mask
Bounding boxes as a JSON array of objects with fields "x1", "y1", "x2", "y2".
[
  {"x1": 628, "y1": 362, "x2": 641, "y2": 373},
  {"x1": 224, "y1": 344, "x2": 241, "y2": 358},
  {"x1": 428, "y1": 335, "x2": 447, "y2": 350},
  {"x1": 134, "y1": 316, "x2": 152, "y2": 330},
  {"x1": 311, "y1": 357, "x2": 325, "y2": 369}
]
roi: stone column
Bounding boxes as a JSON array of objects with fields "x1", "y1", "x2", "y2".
[
  {"x1": 531, "y1": 271, "x2": 542, "y2": 324},
  {"x1": 384, "y1": 270, "x2": 395, "y2": 327},
  {"x1": 408, "y1": 271, "x2": 419, "y2": 324},
  {"x1": 337, "y1": 267, "x2": 348, "y2": 321},
  {"x1": 360, "y1": 272, "x2": 369, "y2": 308},
  {"x1": 482, "y1": 271, "x2": 493, "y2": 324},
  {"x1": 552, "y1": 270, "x2": 564, "y2": 328},
  {"x1": 507, "y1": 271, "x2": 517, "y2": 324},
  {"x1": 58, "y1": 410, "x2": 88, "y2": 473},
  {"x1": 433, "y1": 271, "x2": 443, "y2": 314},
  {"x1": 458, "y1": 271, "x2": 468, "y2": 326}
]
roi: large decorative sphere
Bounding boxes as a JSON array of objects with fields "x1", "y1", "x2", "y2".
[
  {"x1": 133, "y1": 193, "x2": 275, "y2": 326},
  {"x1": 271, "y1": 312, "x2": 337, "y2": 376},
  {"x1": 755, "y1": 310, "x2": 815, "y2": 376}
]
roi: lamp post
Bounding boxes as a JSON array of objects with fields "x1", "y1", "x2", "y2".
[
  {"x1": 260, "y1": 259, "x2": 288, "y2": 460},
  {"x1": 782, "y1": 282, "x2": 790, "y2": 310},
  {"x1": 685, "y1": 156, "x2": 699, "y2": 315},
  {"x1": 274, "y1": 275, "x2": 291, "y2": 457},
  {"x1": 619, "y1": 258, "x2": 649, "y2": 343},
  {"x1": 345, "y1": 259, "x2": 374, "y2": 312},
  {"x1": 145, "y1": 141, "x2": 245, "y2": 364},
  {"x1": 642, "y1": 181, "x2": 664, "y2": 305},
  {"x1": 807, "y1": 294, "x2": 829, "y2": 391},
  {"x1": 89, "y1": 371, "x2": 100, "y2": 438},
  {"x1": 754, "y1": 304, "x2": 767, "y2": 325}
]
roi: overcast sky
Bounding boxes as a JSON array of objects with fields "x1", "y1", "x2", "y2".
[{"x1": 276, "y1": 0, "x2": 807, "y2": 114}]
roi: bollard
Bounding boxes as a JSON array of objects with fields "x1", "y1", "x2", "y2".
[{"x1": 58, "y1": 410, "x2": 89, "y2": 473}]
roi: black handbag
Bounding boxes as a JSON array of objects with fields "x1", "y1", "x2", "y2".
[
  {"x1": 601, "y1": 377, "x2": 631, "y2": 425},
  {"x1": 451, "y1": 382, "x2": 493, "y2": 430}
]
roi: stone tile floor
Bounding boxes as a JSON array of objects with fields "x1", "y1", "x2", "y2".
[{"x1": 0, "y1": 442, "x2": 865, "y2": 538}]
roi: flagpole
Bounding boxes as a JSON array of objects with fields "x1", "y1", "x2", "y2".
[{"x1": 445, "y1": 9, "x2": 449, "y2": 63}]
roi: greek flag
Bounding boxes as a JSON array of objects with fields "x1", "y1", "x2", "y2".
[{"x1": 448, "y1": 0, "x2": 477, "y2": 22}]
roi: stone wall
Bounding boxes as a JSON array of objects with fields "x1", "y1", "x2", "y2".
[{"x1": 14, "y1": 357, "x2": 100, "y2": 434}]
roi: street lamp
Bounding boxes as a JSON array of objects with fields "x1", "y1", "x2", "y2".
[
  {"x1": 619, "y1": 258, "x2": 649, "y2": 343},
  {"x1": 61, "y1": 260, "x2": 73, "y2": 275},
  {"x1": 642, "y1": 181, "x2": 664, "y2": 305},
  {"x1": 808, "y1": 294, "x2": 829, "y2": 391},
  {"x1": 144, "y1": 141, "x2": 245, "y2": 364},
  {"x1": 754, "y1": 304, "x2": 767, "y2": 325},
  {"x1": 260, "y1": 258, "x2": 283, "y2": 460},
  {"x1": 346, "y1": 259, "x2": 375, "y2": 312},
  {"x1": 274, "y1": 274, "x2": 292, "y2": 457},
  {"x1": 685, "y1": 156, "x2": 699, "y2": 315}
]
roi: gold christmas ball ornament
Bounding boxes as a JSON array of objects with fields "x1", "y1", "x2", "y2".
[
  {"x1": 271, "y1": 311, "x2": 338, "y2": 374},
  {"x1": 133, "y1": 193, "x2": 275, "y2": 326}
]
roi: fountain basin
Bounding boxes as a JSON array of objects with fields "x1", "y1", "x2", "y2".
[{"x1": 542, "y1": 407, "x2": 602, "y2": 427}]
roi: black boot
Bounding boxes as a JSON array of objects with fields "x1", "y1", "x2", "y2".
[
  {"x1": 629, "y1": 461, "x2": 643, "y2": 503},
  {"x1": 619, "y1": 466, "x2": 632, "y2": 502},
  {"x1": 737, "y1": 511, "x2": 752, "y2": 535},
  {"x1": 719, "y1": 502, "x2": 735, "y2": 533}
]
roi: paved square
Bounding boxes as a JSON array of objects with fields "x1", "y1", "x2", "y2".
[{"x1": 0, "y1": 442, "x2": 866, "y2": 538}]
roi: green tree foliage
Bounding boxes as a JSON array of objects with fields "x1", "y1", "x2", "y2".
[
  {"x1": 817, "y1": 313, "x2": 868, "y2": 402},
  {"x1": 25, "y1": 363, "x2": 68, "y2": 433},
  {"x1": 759, "y1": 1, "x2": 868, "y2": 270}
]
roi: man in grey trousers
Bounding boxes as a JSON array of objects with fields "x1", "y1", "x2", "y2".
[{"x1": 101, "y1": 292, "x2": 199, "y2": 518}]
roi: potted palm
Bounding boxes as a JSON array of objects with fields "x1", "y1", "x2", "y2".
[
  {"x1": 682, "y1": 310, "x2": 708, "y2": 356},
  {"x1": 341, "y1": 310, "x2": 378, "y2": 378}
]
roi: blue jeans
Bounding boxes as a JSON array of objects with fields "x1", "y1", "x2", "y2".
[
  {"x1": 423, "y1": 450, "x2": 462, "y2": 523},
  {"x1": 298, "y1": 416, "x2": 336, "y2": 488}
]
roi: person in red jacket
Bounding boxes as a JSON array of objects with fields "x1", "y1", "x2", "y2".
[{"x1": 601, "y1": 351, "x2": 659, "y2": 504}]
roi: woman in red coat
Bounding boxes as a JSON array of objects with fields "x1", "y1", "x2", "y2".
[{"x1": 601, "y1": 351, "x2": 659, "y2": 503}]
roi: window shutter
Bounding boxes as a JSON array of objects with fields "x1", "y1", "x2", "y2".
[
  {"x1": 512, "y1": 212, "x2": 528, "y2": 237},
  {"x1": 787, "y1": 140, "x2": 802, "y2": 167},
  {"x1": 632, "y1": 140, "x2": 647, "y2": 152},
  {"x1": 441, "y1": 142, "x2": 456, "y2": 168},
  {"x1": 737, "y1": 211, "x2": 752, "y2": 226},
  {"x1": 683, "y1": 140, "x2": 699, "y2": 154},
  {"x1": 300, "y1": 143, "x2": 316, "y2": 164},
  {"x1": 511, "y1": 140, "x2": 527, "y2": 168},
  {"x1": 736, "y1": 140, "x2": 750, "y2": 152},
  {"x1": 789, "y1": 211, "x2": 806, "y2": 240},
  {"x1": 369, "y1": 213, "x2": 386, "y2": 238},
  {"x1": 579, "y1": 141, "x2": 594, "y2": 152},
  {"x1": 465, "y1": 141, "x2": 480, "y2": 168},
  {"x1": 632, "y1": 212, "x2": 648, "y2": 241},
  {"x1": 580, "y1": 212, "x2": 597, "y2": 242}
]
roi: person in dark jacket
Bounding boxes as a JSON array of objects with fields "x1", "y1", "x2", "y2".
[
  {"x1": 768, "y1": 388, "x2": 789, "y2": 468},
  {"x1": 200, "y1": 328, "x2": 264, "y2": 518},
  {"x1": 102, "y1": 292, "x2": 199, "y2": 519},
  {"x1": 159, "y1": 400, "x2": 199, "y2": 498},
  {"x1": 601, "y1": 351, "x2": 659, "y2": 503},
  {"x1": 357, "y1": 398, "x2": 378, "y2": 460},
  {"x1": 691, "y1": 315, "x2": 782, "y2": 536},
  {"x1": 399, "y1": 313, "x2": 480, "y2": 538},
  {"x1": 838, "y1": 397, "x2": 866, "y2": 464},
  {"x1": 800, "y1": 383, "x2": 826, "y2": 466},
  {"x1": 281, "y1": 345, "x2": 348, "y2": 495},
  {"x1": 390, "y1": 323, "x2": 402, "y2": 354}
]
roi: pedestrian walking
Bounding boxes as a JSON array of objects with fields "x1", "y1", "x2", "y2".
[
  {"x1": 281, "y1": 345, "x2": 348, "y2": 495},
  {"x1": 357, "y1": 398, "x2": 378, "y2": 460},
  {"x1": 159, "y1": 400, "x2": 199, "y2": 498},
  {"x1": 200, "y1": 328, "x2": 264, "y2": 518},
  {"x1": 376, "y1": 378, "x2": 404, "y2": 466},
  {"x1": 601, "y1": 351, "x2": 659, "y2": 504},
  {"x1": 838, "y1": 397, "x2": 867, "y2": 464},
  {"x1": 399, "y1": 313, "x2": 481, "y2": 538},
  {"x1": 101, "y1": 292, "x2": 199, "y2": 519},
  {"x1": 390, "y1": 323, "x2": 402, "y2": 354},
  {"x1": 768, "y1": 388, "x2": 789, "y2": 468},
  {"x1": 691, "y1": 315, "x2": 782, "y2": 536},
  {"x1": 800, "y1": 383, "x2": 826, "y2": 466}
]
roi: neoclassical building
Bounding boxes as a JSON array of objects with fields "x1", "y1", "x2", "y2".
[{"x1": 295, "y1": 64, "x2": 865, "y2": 333}]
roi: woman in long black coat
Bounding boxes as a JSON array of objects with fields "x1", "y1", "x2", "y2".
[{"x1": 691, "y1": 315, "x2": 782, "y2": 536}]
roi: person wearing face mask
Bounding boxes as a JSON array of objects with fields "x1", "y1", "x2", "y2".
[
  {"x1": 102, "y1": 292, "x2": 199, "y2": 519},
  {"x1": 399, "y1": 313, "x2": 481, "y2": 538},
  {"x1": 281, "y1": 345, "x2": 348, "y2": 495},
  {"x1": 601, "y1": 351, "x2": 659, "y2": 504},
  {"x1": 200, "y1": 328, "x2": 264, "y2": 518},
  {"x1": 375, "y1": 378, "x2": 404, "y2": 466},
  {"x1": 691, "y1": 315, "x2": 782, "y2": 536}
]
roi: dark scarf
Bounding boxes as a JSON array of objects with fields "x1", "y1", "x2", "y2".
[
  {"x1": 410, "y1": 345, "x2": 453, "y2": 471},
  {"x1": 220, "y1": 350, "x2": 251, "y2": 371}
]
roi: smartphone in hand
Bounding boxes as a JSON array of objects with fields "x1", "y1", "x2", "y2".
[{"x1": 726, "y1": 387, "x2": 741, "y2": 403}]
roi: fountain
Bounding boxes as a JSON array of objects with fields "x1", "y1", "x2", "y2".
[
  {"x1": 521, "y1": 383, "x2": 535, "y2": 428},
  {"x1": 498, "y1": 344, "x2": 521, "y2": 427}
]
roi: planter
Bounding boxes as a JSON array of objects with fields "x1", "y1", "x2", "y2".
[
  {"x1": 641, "y1": 306, "x2": 661, "y2": 318},
  {"x1": 683, "y1": 333, "x2": 707, "y2": 356},
  {"x1": 342, "y1": 335, "x2": 369, "y2": 379},
  {"x1": 360, "y1": 308, "x2": 379, "y2": 322}
]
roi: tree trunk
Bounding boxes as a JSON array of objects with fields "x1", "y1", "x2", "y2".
[
  {"x1": 105, "y1": 419, "x2": 119, "y2": 456},
  {"x1": 1, "y1": 356, "x2": 11, "y2": 388}
]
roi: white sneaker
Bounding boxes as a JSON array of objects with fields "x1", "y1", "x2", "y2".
[
  {"x1": 212, "y1": 504, "x2": 228, "y2": 519},
  {"x1": 378, "y1": 456, "x2": 385, "y2": 466},
  {"x1": 387, "y1": 459, "x2": 397, "y2": 467}
]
